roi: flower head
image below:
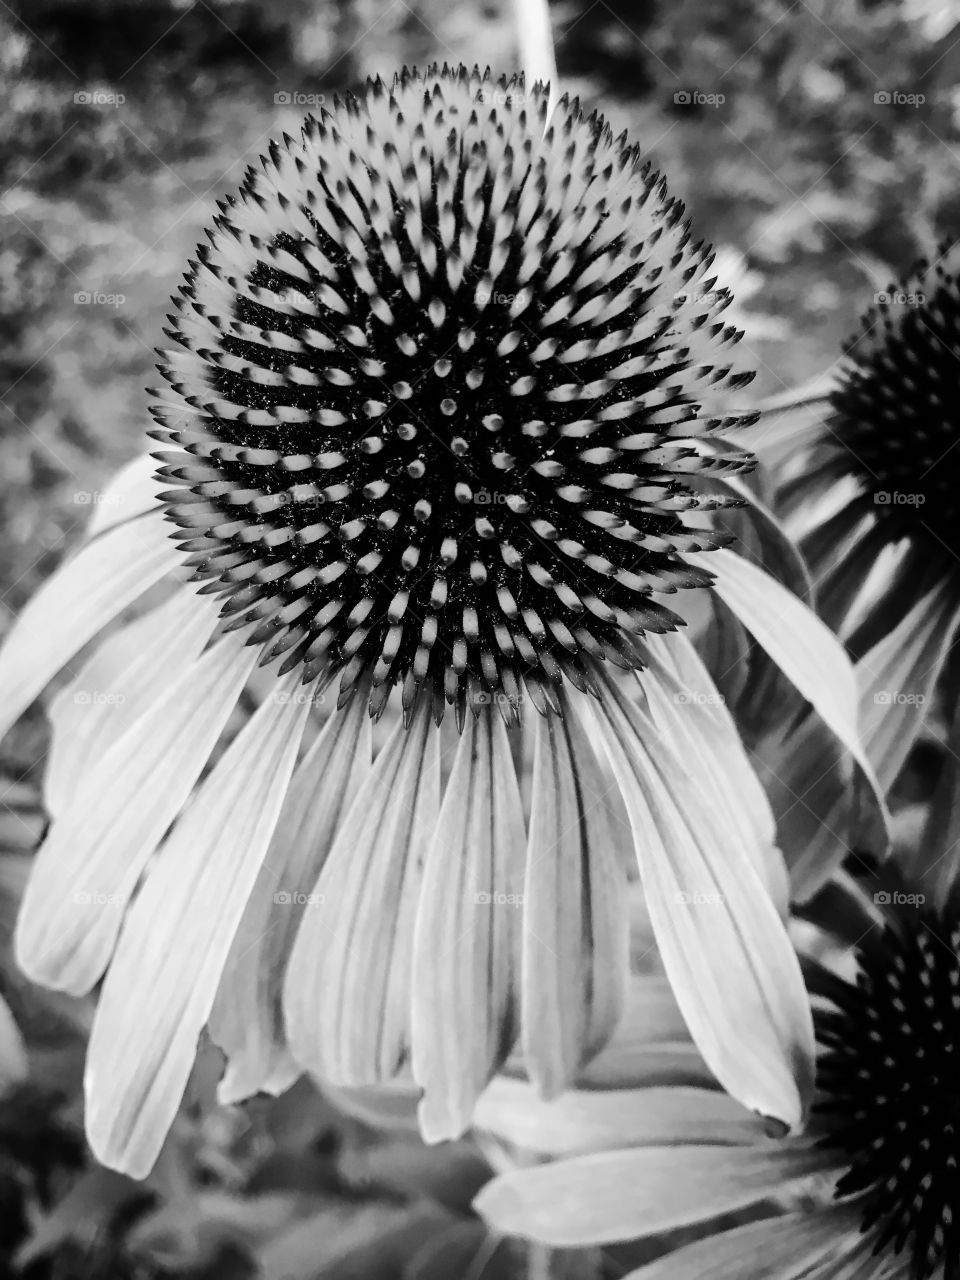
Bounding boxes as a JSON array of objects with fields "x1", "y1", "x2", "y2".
[
  {"x1": 760, "y1": 245, "x2": 960, "y2": 899},
  {"x1": 155, "y1": 65, "x2": 751, "y2": 721},
  {"x1": 0, "y1": 65, "x2": 855, "y2": 1180},
  {"x1": 827, "y1": 244, "x2": 960, "y2": 559},
  {"x1": 477, "y1": 858, "x2": 960, "y2": 1280}
]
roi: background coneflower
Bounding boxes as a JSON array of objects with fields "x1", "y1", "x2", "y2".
[
  {"x1": 740, "y1": 245, "x2": 960, "y2": 899},
  {"x1": 476, "y1": 848, "x2": 960, "y2": 1280},
  {"x1": 0, "y1": 65, "x2": 871, "y2": 1178}
]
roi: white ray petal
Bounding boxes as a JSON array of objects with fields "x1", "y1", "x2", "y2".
[
  {"x1": 86, "y1": 453, "x2": 163, "y2": 539},
  {"x1": 0, "y1": 993, "x2": 27, "y2": 1092},
  {"x1": 0, "y1": 512, "x2": 178, "y2": 741},
  {"x1": 641, "y1": 634, "x2": 788, "y2": 914},
  {"x1": 16, "y1": 631, "x2": 256, "y2": 995},
  {"x1": 619, "y1": 1205, "x2": 864, "y2": 1280},
  {"x1": 475, "y1": 1077, "x2": 763, "y2": 1156},
  {"x1": 85, "y1": 671, "x2": 313, "y2": 1177},
  {"x1": 583, "y1": 675, "x2": 815, "y2": 1129},
  {"x1": 45, "y1": 588, "x2": 215, "y2": 817},
  {"x1": 521, "y1": 694, "x2": 628, "y2": 1096},
  {"x1": 210, "y1": 690, "x2": 372, "y2": 1103},
  {"x1": 474, "y1": 1140, "x2": 833, "y2": 1246},
  {"x1": 705, "y1": 547, "x2": 889, "y2": 846},
  {"x1": 282, "y1": 697, "x2": 438, "y2": 1086},
  {"x1": 411, "y1": 707, "x2": 525, "y2": 1141}
]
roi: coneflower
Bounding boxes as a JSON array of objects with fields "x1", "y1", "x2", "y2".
[
  {"x1": 752, "y1": 244, "x2": 960, "y2": 898},
  {"x1": 0, "y1": 65, "x2": 862, "y2": 1178},
  {"x1": 476, "y1": 856, "x2": 960, "y2": 1280}
]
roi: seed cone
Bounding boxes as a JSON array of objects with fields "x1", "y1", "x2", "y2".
[
  {"x1": 152, "y1": 64, "x2": 755, "y2": 722},
  {"x1": 829, "y1": 241, "x2": 960, "y2": 555}
]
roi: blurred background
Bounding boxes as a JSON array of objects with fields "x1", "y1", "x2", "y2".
[{"x1": 0, "y1": 0, "x2": 958, "y2": 1275}]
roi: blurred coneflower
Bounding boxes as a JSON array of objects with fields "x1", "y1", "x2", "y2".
[
  {"x1": 752, "y1": 245, "x2": 960, "y2": 897},
  {"x1": 476, "y1": 852, "x2": 960, "y2": 1280},
  {"x1": 0, "y1": 65, "x2": 865, "y2": 1177}
]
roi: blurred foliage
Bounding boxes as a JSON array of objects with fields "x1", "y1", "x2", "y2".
[{"x1": 0, "y1": 0, "x2": 958, "y2": 1274}]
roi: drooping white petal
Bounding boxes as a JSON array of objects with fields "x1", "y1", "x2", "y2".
[
  {"x1": 45, "y1": 588, "x2": 215, "y2": 817},
  {"x1": 473, "y1": 1140, "x2": 833, "y2": 1246},
  {"x1": 16, "y1": 632, "x2": 256, "y2": 995},
  {"x1": 283, "y1": 697, "x2": 439, "y2": 1086},
  {"x1": 0, "y1": 993, "x2": 27, "y2": 1093},
  {"x1": 705, "y1": 547, "x2": 889, "y2": 843},
  {"x1": 763, "y1": 711, "x2": 857, "y2": 903},
  {"x1": 642, "y1": 633, "x2": 788, "y2": 914},
  {"x1": 521, "y1": 694, "x2": 628, "y2": 1096},
  {"x1": 857, "y1": 584, "x2": 960, "y2": 790},
  {"x1": 474, "y1": 1077, "x2": 763, "y2": 1157},
  {"x1": 210, "y1": 690, "x2": 372, "y2": 1103},
  {"x1": 0, "y1": 511, "x2": 178, "y2": 741},
  {"x1": 85, "y1": 671, "x2": 312, "y2": 1177},
  {"x1": 411, "y1": 706, "x2": 525, "y2": 1142},
  {"x1": 705, "y1": 476, "x2": 813, "y2": 741},
  {"x1": 506, "y1": 972, "x2": 713, "y2": 1089},
  {"x1": 86, "y1": 453, "x2": 163, "y2": 539},
  {"x1": 913, "y1": 698, "x2": 960, "y2": 911},
  {"x1": 583, "y1": 675, "x2": 815, "y2": 1129},
  {"x1": 619, "y1": 1204, "x2": 864, "y2": 1280}
]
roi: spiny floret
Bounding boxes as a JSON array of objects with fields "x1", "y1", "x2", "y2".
[
  {"x1": 830, "y1": 240, "x2": 960, "y2": 554},
  {"x1": 150, "y1": 64, "x2": 755, "y2": 723},
  {"x1": 816, "y1": 911, "x2": 960, "y2": 1278}
]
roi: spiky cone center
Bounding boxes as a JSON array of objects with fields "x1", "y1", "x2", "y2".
[
  {"x1": 829, "y1": 242, "x2": 960, "y2": 558},
  {"x1": 815, "y1": 911, "x2": 960, "y2": 1279},
  {"x1": 152, "y1": 65, "x2": 755, "y2": 723}
]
